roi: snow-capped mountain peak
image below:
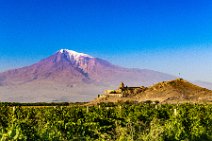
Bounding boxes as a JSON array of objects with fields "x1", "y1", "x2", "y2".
[
  {"x1": 57, "y1": 49, "x2": 95, "y2": 70},
  {"x1": 58, "y1": 49, "x2": 94, "y2": 63},
  {"x1": 58, "y1": 49, "x2": 93, "y2": 59}
]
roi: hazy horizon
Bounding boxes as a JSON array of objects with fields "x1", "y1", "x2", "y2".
[{"x1": 0, "y1": 0, "x2": 212, "y2": 82}]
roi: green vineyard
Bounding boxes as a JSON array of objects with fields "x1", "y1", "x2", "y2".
[{"x1": 0, "y1": 103, "x2": 211, "y2": 141}]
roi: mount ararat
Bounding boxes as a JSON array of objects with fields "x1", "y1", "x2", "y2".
[{"x1": 0, "y1": 49, "x2": 209, "y2": 102}]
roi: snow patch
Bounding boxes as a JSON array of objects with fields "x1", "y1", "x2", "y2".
[
  {"x1": 58, "y1": 49, "x2": 93, "y2": 59},
  {"x1": 58, "y1": 49, "x2": 94, "y2": 71}
]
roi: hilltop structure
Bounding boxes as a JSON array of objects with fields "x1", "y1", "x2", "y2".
[
  {"x1": 93, "y1": 79, "x2": 212, "y2": 104},
  {"x1": 99, "y1": 82, "x2": 147, "y2": 98}
]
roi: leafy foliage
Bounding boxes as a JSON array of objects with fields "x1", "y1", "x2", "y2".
[{"x1": 0, "y1": 103, "x2": 211, "y2": 140}]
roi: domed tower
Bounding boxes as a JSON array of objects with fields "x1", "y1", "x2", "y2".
[
  {"x1": 120, "y1": 82, "x2": 125, "y2": 88},
  {"x1": 118, "y1": 82, "x2": 125, "y2": 92}
]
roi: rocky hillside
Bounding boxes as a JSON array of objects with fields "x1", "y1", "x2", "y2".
[{"x1": 93, "y1": 78, "x2": 212, "y2": 104}]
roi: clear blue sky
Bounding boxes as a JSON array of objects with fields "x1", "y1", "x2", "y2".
[{"x1": 0, "y1": 0, "x2": 212, "y2": 82}]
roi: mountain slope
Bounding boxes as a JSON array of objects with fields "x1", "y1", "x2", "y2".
[
  {"x1": 0, "y1": 49, "x2": 175, "y2": 86},
  {"x1": 0, "y1": 49, "x2": 176, "y2": 102},
  {"x1": 0, "y1": 49, "x2": 92, "y2": 85}
]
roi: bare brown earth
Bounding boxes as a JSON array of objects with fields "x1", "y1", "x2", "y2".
[{"x1": 91, "y1": 78, "x2": 212, "y2": 104}]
